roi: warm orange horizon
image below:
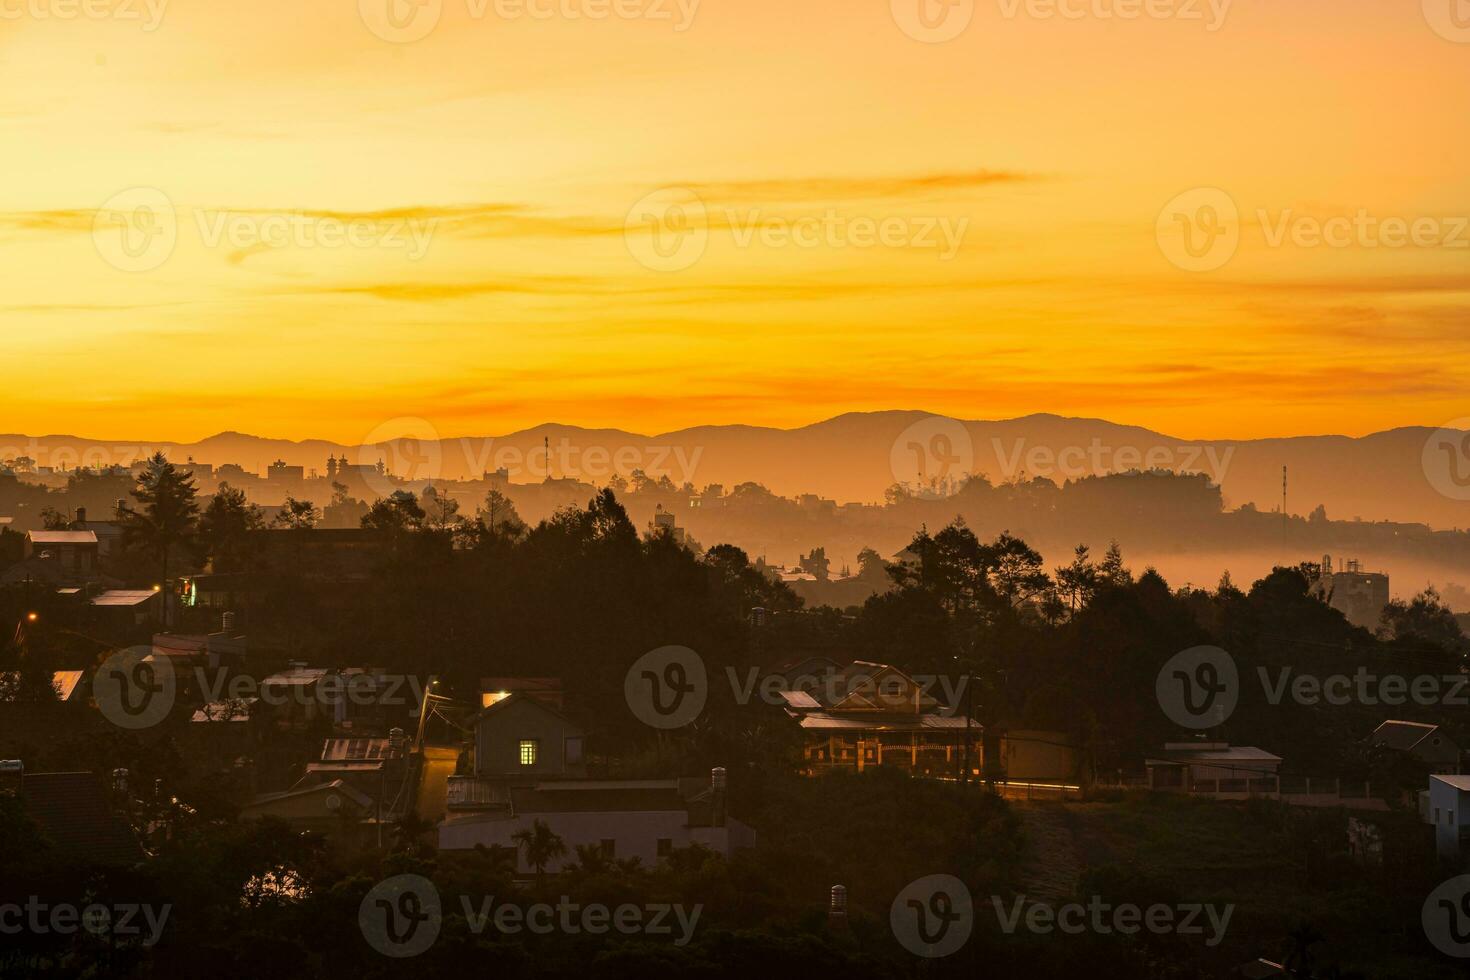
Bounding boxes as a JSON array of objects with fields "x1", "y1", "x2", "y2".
[{"x1": 4, "y1": 1, "x2": 1469, "y2": 445}]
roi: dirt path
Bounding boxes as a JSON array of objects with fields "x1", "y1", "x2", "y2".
[{"x1": 1013, "y1": 802, "x2": 1083, "y2": 905}]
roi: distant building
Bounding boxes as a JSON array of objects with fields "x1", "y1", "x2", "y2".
[
  {"x1": 1311, "y1": 555, "x2": 1389, "y2": 630},
  {"x1": 440, "y1": 685, "x2": 753, "y2": 868},
  {"x1": 69, "y1": 506, "x2": 128, "y2": 558},
  {"x1": 266, "y1": 459, "x2": 305, "y2": 483},
  {"x1": 468, "y1": 693, "x2": 586, "y2": 781},
  {"x1": 3, "y1": 765, "x2": 144, "y2": 867},
  {"x1": 1429, "y1": 775, "x2": 1470, "y2": 862},
  {"x1": 995, "y1": 730, "x2": 1080, "y2": 783},
  {"x1": 1144, "y1": 741, "x2": 1283, "y2": 791},
  {"x1": 777, "y1": 661, "x2": 978, "y2": 778},
  {"x1": 238, "y1": 780, "x2": 375, "y2": 836},
  {"x1": 22, "y1": 529, "x2": 98, "y2": 577},
  {"x1": 1370, "y1": 720, "x2": 1462, "y2": 775},
  {"x1": 649, "y1": 504, "x2": 685, "y2": 545},
  {"x1": 440, "y1": 770, "x2": 755, "y2": 872}
]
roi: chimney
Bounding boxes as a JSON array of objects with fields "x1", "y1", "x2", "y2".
[{"x1": 711, "y1": 767, "x2": 727, "y2": 827}]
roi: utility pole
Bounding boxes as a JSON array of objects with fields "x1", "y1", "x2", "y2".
[{"x1": 1282, "y1": 465, "x2": 1288, "y2": 555}]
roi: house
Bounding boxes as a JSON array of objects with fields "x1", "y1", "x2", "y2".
[
  {"x1": 237, "y1": 734, "x2": 410, "y2": 839},
  {"x1": 995, "y1": 729, "x2": 1080, "y2": 783},
  {"x1": 260, "y1": 663, "x2": 332, "y2": 728},
  {"x1": 1369, "y1": 720, "x2": 1461, "y2": 775},
  {"x1": 90, "y1": 589, "x2": 160, "y2": 625},
  {"x1": 3, "y1": 764, "x2": 144, "y2": 867},
  {"x1": 777, "y1": 661, "x2": 978, "y2": 778},
  {"x1": 23, "y1": 529, "x2": 99, "y2": 576},
  {"x1": 1144, "y1": 741, "x2": 1283, "y2": 792},
  {"x1": 440, "y1": 768, "x2": 756, "y2": 872},
  {"x1": 332, "y1": 668, "x2": 421, "y2": 731},
  {"x1": 2, "y1": 530, "x2": 108, "y2": 588},
  {"x1": 1310, "y1": 555, "x2": 1389, "y2": 630},
  {"x1": 470, "y1": 692, "x2": 586, "y2": 780},
  {"x1": 238, "y1": 780, "x2": 375, "y2": 835},
  {"x1": 69, "y1": 506, "x2": 128, "y2": 559},
  {"x1": 1429, "y1": 775, "x2": 1470, "y2": 862},
  {"x1": 295, "y1": 734, "x2": 410, "y2": 811},
  {"x1": 480, "y1": 676, "x2": 565, "y2": 711}
]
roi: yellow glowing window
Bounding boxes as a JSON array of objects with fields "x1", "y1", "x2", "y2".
[{"x1": 519, "y1": 740, "x2": 538, "y2": 766}]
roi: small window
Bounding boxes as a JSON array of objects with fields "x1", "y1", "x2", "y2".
[
  {"x1": 600, "y1": 838, "x2": 615, "y2": 857},
  {"x1": 518, "y1": 740, "x2": 538, "y2": 766},
  {"x1": 657, "y1": 838, "x2": 673, "y2": 858}
]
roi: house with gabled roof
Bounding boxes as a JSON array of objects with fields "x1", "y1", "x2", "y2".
[
  {"x1": 1369, "y1": 720, "x2": 1461, "y2": 775},
  {"x1": 777, "y1": 660, "x2": 978, "y2": 778}
]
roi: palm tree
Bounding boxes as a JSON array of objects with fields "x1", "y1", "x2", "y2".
[{"x1": 511, "y1": 819, "x2": 566, "y2": 883}]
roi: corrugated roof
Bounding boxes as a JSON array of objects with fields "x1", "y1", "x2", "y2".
[
  {"x1": 21, "y1": 772, "x2": 144, "y2": 867},
  {"x1": 91, "y1": 590, "x2": 158, "y2": 607},
  {"x1": 28, "y1": 530, "x2": 98, "y2": 544},
  {"x1": 796, "y1": 711, "x2": 976, "y2": 731}
]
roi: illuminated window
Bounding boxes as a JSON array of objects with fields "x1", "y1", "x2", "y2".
[{"x1": 518, "y1": 740, "x2": 538, "y2": 766}]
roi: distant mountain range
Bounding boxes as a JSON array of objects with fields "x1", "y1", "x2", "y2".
[{"x1": 3, "y1": 412, "x2": 1468, "y2": 530}]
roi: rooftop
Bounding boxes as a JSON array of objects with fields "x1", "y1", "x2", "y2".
[
  {"x1": 20, "y1": 772, "x2": 144, "y2": 867},
  {"x1": 27, "y1": 530, "x2": 98, "y2": 545}
]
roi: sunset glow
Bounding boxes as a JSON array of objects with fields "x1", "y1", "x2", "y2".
[{"x1": 4, "y1": 0, "x2": 1469, "y2": 441}]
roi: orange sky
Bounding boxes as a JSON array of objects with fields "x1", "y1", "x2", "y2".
[{"x1": 2, "y1": 0, "x2": 1468, "y2": 443}]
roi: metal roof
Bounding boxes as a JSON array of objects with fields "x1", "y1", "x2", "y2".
[
  {"x1": 1369, "y1": 720, "x2": 1438, "y2": 752},
  {"x1": 20, "y1": 772, "x2": 144, "y2": 867},
  {"x1": 90, "y1": 590, "x2": 158, "y2": 607},
  {"x1": 1432, "y1": 775, "x2": 1470, "y2": 792},
  {"x1": 796, "y1": 711, "x2": 976, "y2": 731},
  {"x1": 27, "y1": 530, "x2": 98, "y2": 544}
]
